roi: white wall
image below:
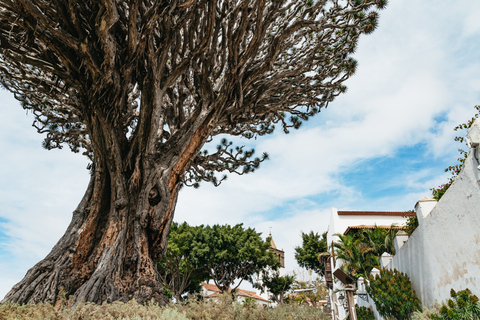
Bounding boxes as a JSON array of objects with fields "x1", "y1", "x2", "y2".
[
  {"x1": 327, "y1": 208, "x2": 410, "y2": 249},
  {"x1": 386, "y1": 148, "x2": 480, "y2": 307},
  {"x1": 326, "y1": 209, "x2": 410, "y2": 320}
]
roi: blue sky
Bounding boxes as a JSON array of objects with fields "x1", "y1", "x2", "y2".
[{"x1": 1, "y1": 0, "x2": 480, "y2": 299}]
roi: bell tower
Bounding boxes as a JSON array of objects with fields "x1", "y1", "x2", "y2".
[{"x1": 269, "y1": 232, "x2": 285, "y2": 268}]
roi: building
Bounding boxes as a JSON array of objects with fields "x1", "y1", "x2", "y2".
[
  {"x1": 325, "y1": 208, "x2": 414, "y2": 320},
  {"x1": 269, "y1": 234, "x2": 285, "y2": 270},
  {"x1": 200, "y1": 282, "x2": 271, "y2": 306}
]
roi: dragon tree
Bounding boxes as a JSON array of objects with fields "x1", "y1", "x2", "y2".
[{"x1": 0, "y1": 0, "x2": 385, "y2": 304}]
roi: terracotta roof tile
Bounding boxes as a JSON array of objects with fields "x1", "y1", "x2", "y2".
[
  {"x1": 337, "y1": 211, "x2": 415, "y2": 216},
  {"x1": 201, "y1": 282, "x2": 221, "y2": 293},
  {"x1": 200, "y1": 283, "x2": 270, "y2": 303}
]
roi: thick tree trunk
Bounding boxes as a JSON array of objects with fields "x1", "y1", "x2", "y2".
[
  {"x1": 2, "y1": 164, "x2": 177, "y2": 305},
  {"x1": 1, "y1": 108, "x2": 212, "y2": 305}
]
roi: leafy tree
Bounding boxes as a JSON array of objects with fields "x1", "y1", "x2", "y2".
[
  {"x1": 359, "y1": 227, "x2": 397, "y2": 256},
  {"x1": 157, "y1": 222, "x2": 210, "y2": 302},
  {"x1": 0, "y1": 0, "x2": 386, "y2": 304},
  {"x1": 295, "y1": 231, "x2": 328, "y2": 276},
  {"x1": 334, "y1": 227, "x2": 399, "y2": 279},
  {"x1": 255, "y1": 271, "x2": 295, "y2": 304},
  {"x1": 431, "y1": 105, "x2": 480, "y2": 200},
  {"x1": 366, "y1": 268, "x2": 421, "y2": 320},
  {"x1": 334, "y1": 233, "x2": 378, "y2": 279},
  {"x1": 194, "y1": 224, "x2": 280, "y2": 293}
]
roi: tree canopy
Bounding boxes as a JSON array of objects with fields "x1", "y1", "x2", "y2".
[
  {"x1": 255, "y1": 270, "x2": 295, "y2": 304},
  {"x1": 194, "y1": 223, "x2": 280, "y2": 293},
  {"x1": 0, "y1": 0, "x2": 385, "y2": 181},
  {"x1": 0, "y1": 0, "x2": 386, "y2": 304},
  {"x1": 158, "y1": 222, "x2": 279, "y2": 296},
  {"x1": 334, "y1": 227, "x2": 398, "y2": 279},
  {"x1": 157, "y1": 222, "x2": 210, "y2": 302},
  {"x1": 294, "y1": 231, "x2": 328, "y2": 276}
]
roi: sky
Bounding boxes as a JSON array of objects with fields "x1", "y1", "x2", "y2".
[{"x1": 1, "y1": 0, "x2": 480, "y2": 300}]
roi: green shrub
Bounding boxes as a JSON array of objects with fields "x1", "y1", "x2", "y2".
[
  {"x1": 356, "y1": 305, "x2": 375, "y2": 320},
  {"x1": 429, "y1": 288, "x2": 480, "y2": 320},
  {"x1": 366, "y1": 268, "x2": 421, "y2": 320}
]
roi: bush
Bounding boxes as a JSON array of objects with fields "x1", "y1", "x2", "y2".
[
  {"x1": 429, "y1": 288, "x2": 480, "y2": 320},
  {"x1": 356, "y1": 305, "x2": 375, "y2": 320},
  {"x1": 366, "y1": 268, "x2": 421, "y2": 320}
]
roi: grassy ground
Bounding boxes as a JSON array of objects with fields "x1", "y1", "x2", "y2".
[{"x1": 0, "y1": 293, "x2": 330, "y2": 320}]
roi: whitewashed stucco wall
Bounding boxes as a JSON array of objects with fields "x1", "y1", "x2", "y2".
[
  {"x1": 387, "y1": 149, "x2": 480, "y2": 308},
  {"x1": 326, "y1": 208, "x2": 409, "y2": 246},
  {"x1": 326, "y1": 209, "x2": 410, "y2": 320}
]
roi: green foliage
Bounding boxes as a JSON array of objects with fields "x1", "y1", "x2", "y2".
[
  {"x1": 429, "y1": 288, "x2": 480, "y2": 320},
  {"x1": 159, "y1": 223, "x2": 279, "y2": 298},
  {"x1": 366, "y1": 268, "x2": 421, "y2": 320},
  {"x1": 334, "y1": 227, "x2": 398, "y2": 279},
  {"x1": 191, "y1": 223, "x2": 280, "y2": 292},
  {"x1": 157, "y1": 222, "x2": 210, "y2": 302},
  {"x1": 294, "y1": 231, "x2": 328, "y2": 276},
  {"x1": 241, "y1": 297, "x2": 257, "y2": 310},
  {"x1": 355, "y1": 305, "x2": 375, "y2": 320},
  {"x1": 404, "y1": 211, "x2": 419, "y2": 236},
  {"x1": 431, "y1": 105, "x2": 480, "y2": 200},
  {"x1": 256, "y1": 271, "x2": 295, "y2": 304}
]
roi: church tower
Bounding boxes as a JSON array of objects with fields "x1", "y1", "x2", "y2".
[
  {"x1": 256, "y1": 232, "x2": 286, "y2": 304},
  {"x1": 269, "y1": 232, "x2": 285, "y2": 270}
]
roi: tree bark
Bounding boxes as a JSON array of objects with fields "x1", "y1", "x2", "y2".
[{"x1": 2, "y1": 109, "x2": 212, "y2": 305}]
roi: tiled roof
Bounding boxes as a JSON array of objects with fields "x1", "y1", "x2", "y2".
[
  {"x1": 200, "y1": 282, "x2": 270, "y2": 303},
  {"x1": 343, "y1": 225, "x2": 406, "y2": 235},
  {"x1": 337, "y1": 211, "x2": 415, "y2": 216},
  {"x1": 201, "y1": 282, "x2": 221, "y2": 293}
]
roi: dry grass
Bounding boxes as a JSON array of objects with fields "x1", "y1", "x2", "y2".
[{"x1": 0, "y1": 293, "x2": 330, "y2": 320}]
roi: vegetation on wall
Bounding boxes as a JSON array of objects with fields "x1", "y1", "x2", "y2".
[
  {"x1": 431, "y1": 105, "x2": 480, "y2": 200},
  {"x1": 403, "y1": 211, "x2": 419, "y2": 236},
  {"x1": 366, "y1": 268, "x2": 421, "y2": 320}
]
